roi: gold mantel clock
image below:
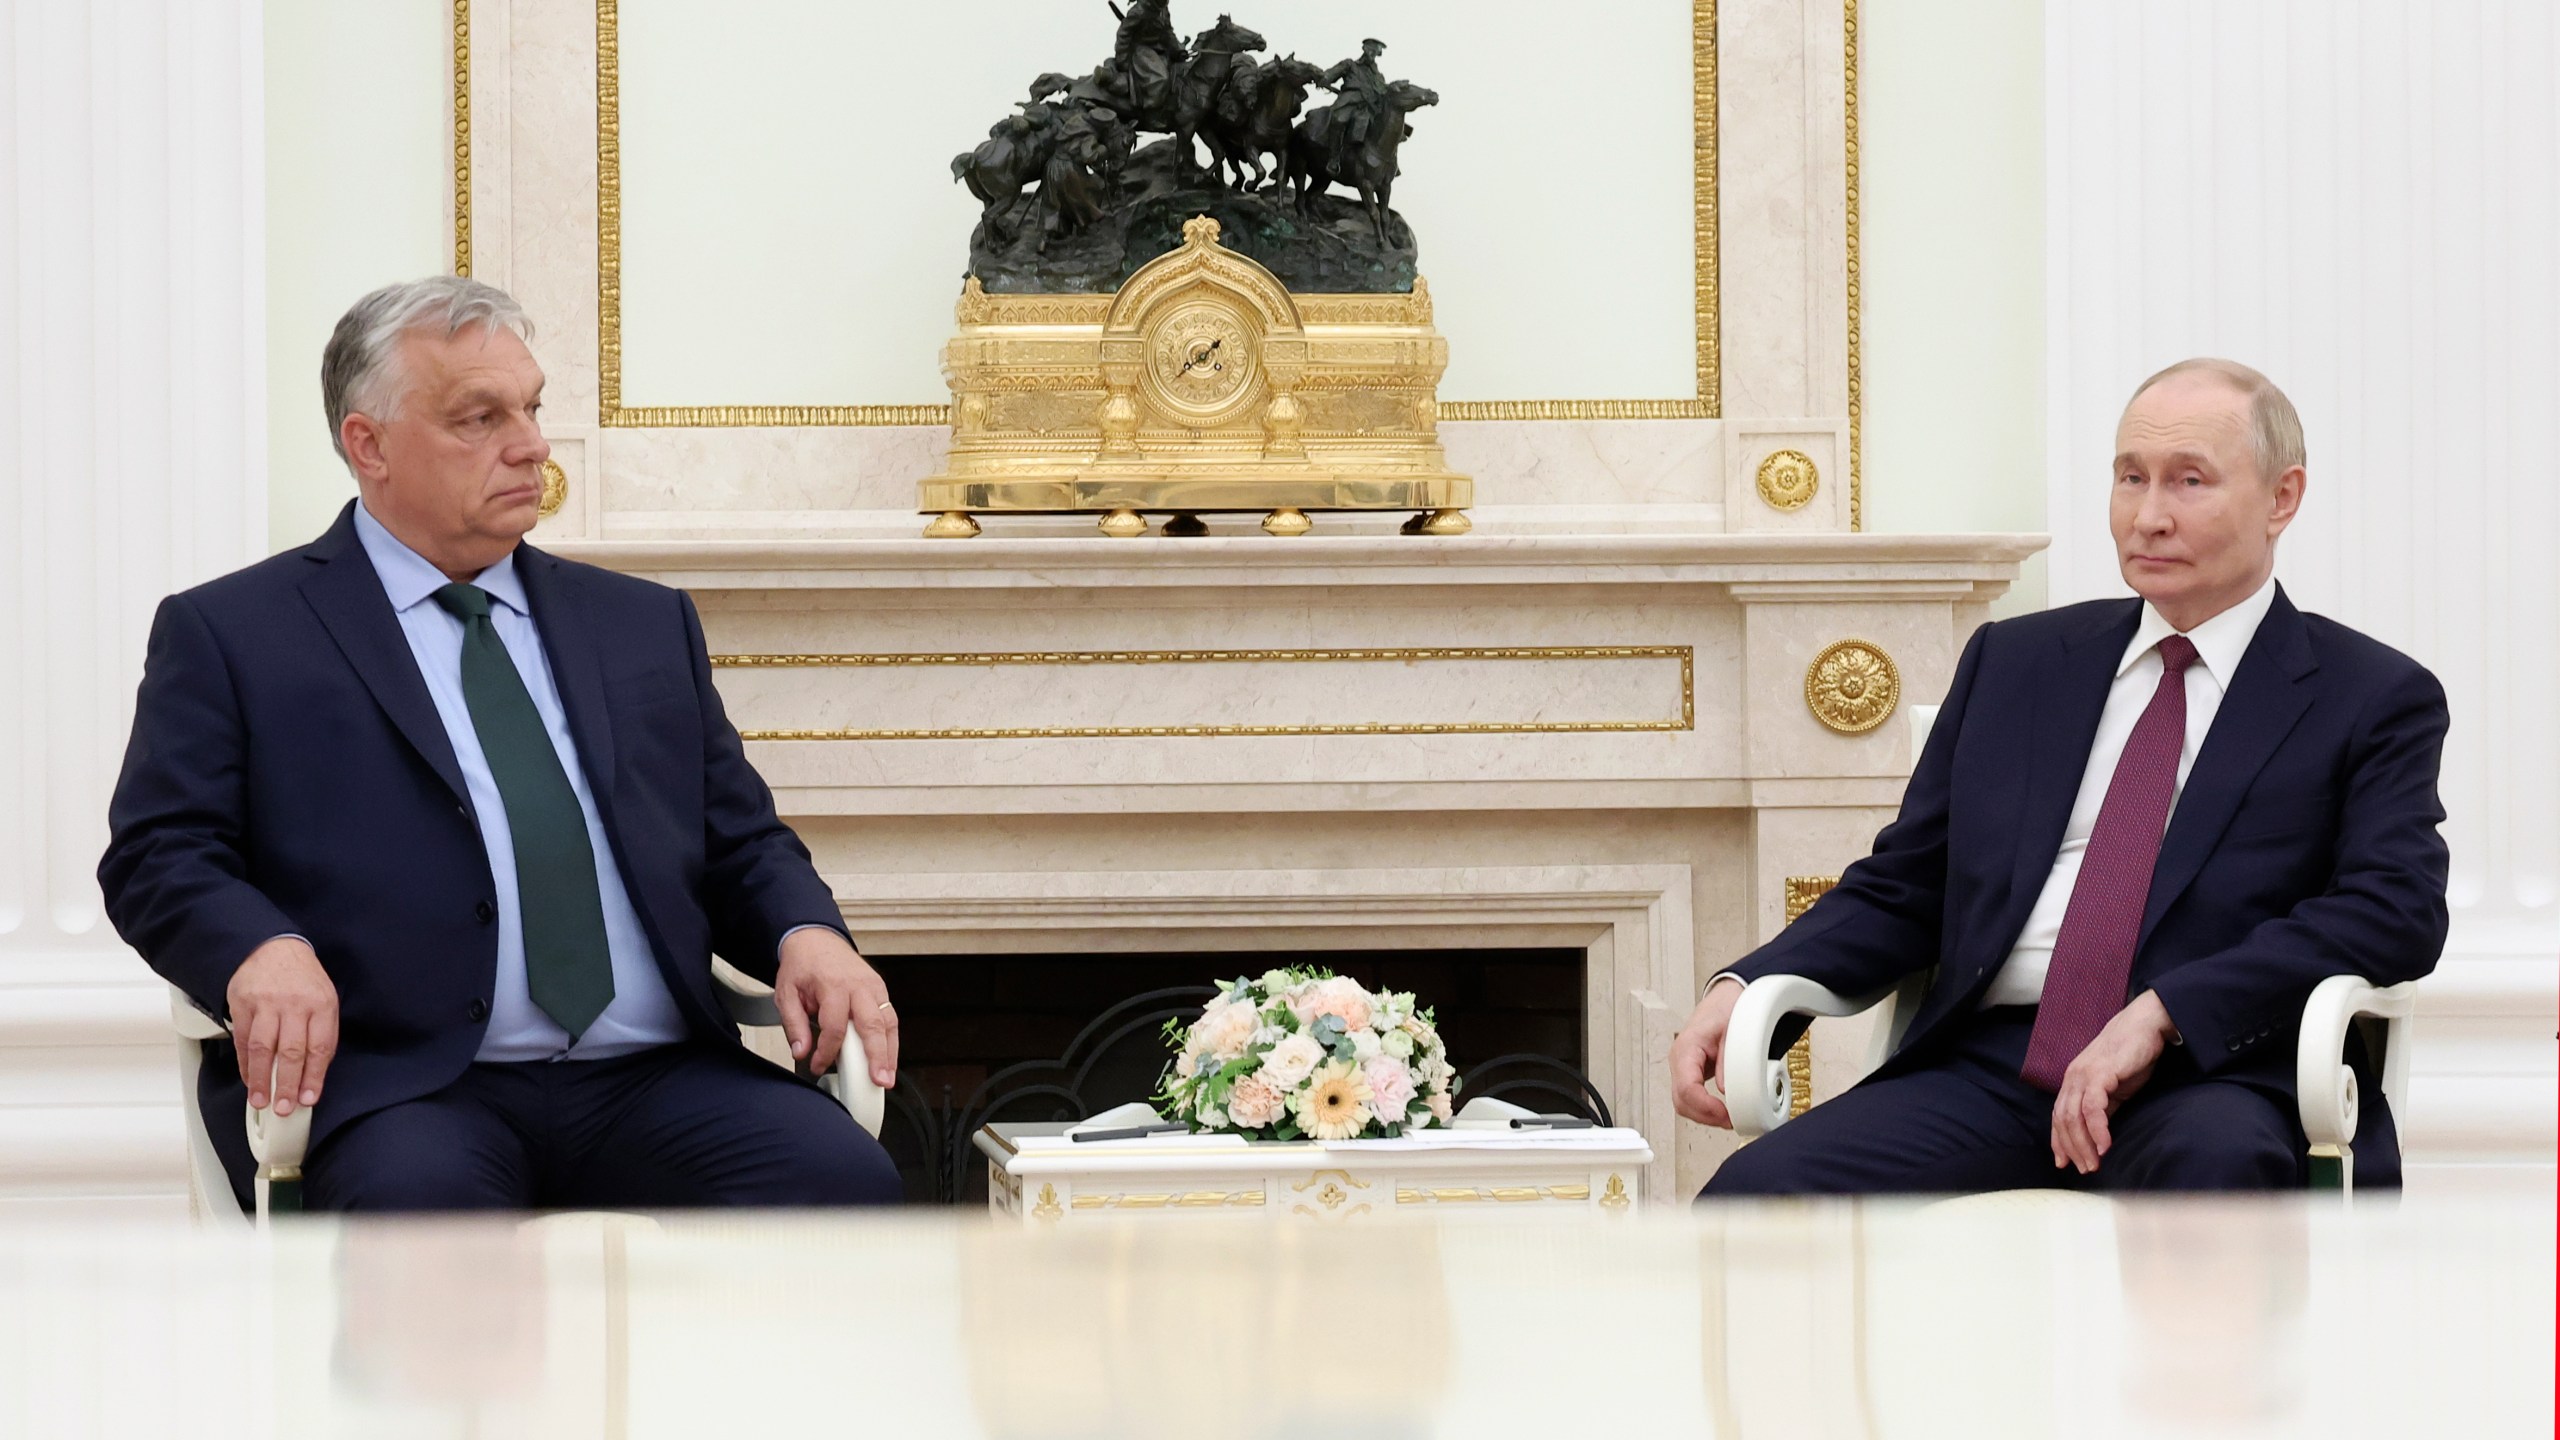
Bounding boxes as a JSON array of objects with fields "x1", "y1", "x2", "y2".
[{"x1": 918, "y1": 217, "x2": 1473, "y2": 539}]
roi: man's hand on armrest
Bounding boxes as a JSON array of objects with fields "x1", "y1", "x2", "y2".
[
  {"x1": 773, "y1": 927, "x2": 899, "y2": 1089},
  {"x1": 226, "y1": 936, "x2": 338, "y2": 1118},
  {"x1": 1670, "y1": 975, "x2": 1748, "y2": 1129}
]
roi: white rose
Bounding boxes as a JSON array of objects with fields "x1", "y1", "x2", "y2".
[
  {"x1": 1196, "y1": 1105, "x2": 1226, "y2": 1129},
  {"x1": 1260, "y1": 1033, "x2": 1324, "y2": 1089},
  {"x1": 1381, "y1": 1027, "x2": 1415, "y2": 1060},
  {"x1": 1260, "y1": 969, "x2": 1294, "y2": 993},
  {"x1": 1350, "y1": 1028, "x2": 1383, "y2": 1061}
]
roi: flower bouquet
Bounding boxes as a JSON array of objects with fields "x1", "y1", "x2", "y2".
[{"x1": 1156, "y1": 968, "x2": 1459, "y2": 1141}]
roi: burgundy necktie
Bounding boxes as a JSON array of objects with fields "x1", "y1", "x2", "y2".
[{"x1": 2021, "y1": 634, "x2": 2199, "y2": 1091}]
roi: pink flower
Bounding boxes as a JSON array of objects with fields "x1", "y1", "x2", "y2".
[
  {"x1": 1199, "y1": 1001, "x2": 1258, "y2": 1059},
  {"x1": 1363, "y1": 1056, "x2": 1417, "y2": 1120},
  {"x1": 1228, "y1": 1074, "x2": 1286, "y2": 1128},
  {"x1": 1426, "y1": 1090, "x2": 1452, "y2": 1124},
  {"x1": 1292, "y1": 976, "x2": 1373, "y2": 1034}
]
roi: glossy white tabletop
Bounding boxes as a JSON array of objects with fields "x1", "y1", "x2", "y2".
[{"x1": 2, "y1": 1192, "x2": 2549, "y2": 1438}]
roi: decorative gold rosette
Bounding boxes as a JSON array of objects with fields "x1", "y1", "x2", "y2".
[
  {"x1": 537, "y1": 458, "x2": 568, "y2": 518},
  {"x1": 1755, "y1": 448, "x2": 1820, "y2": 511},
  {"x1": 1803, "y1": 639, "x2": 1899, "y2": 734}
]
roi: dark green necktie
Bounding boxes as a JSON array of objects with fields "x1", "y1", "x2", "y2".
[{"x1": 432, "y1": 582, "x2": 615, "y2": 1040}]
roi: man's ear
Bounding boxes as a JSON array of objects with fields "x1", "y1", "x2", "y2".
[
  {"x1": 2267, "y1": 464, "x2": 2307, "y2": 538},
  {"x1": 340, "y1": 413, "x2": 392, "y2": 486}
]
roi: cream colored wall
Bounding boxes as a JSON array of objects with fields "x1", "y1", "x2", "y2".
[
  {"x1": 1857, "y1": 0, "x2": 2046, "y2": 613},
  {"x1": 264, "y1": 0, "x2": 448, "y2": 553}
]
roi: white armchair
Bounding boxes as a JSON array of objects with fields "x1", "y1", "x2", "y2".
[
  {"x1": 1725, "y1": 971, "x2": 2416, "y2": 1196},
  {"x1": 172, "y1": 969, "x2": 886, "y2": 1224}
]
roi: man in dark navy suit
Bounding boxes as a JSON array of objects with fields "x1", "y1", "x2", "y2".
[
  {"x1": 1675, "y1": 359, "x2": 2449, "y2": 1193},
  {"x1": 101, "y1": 277, "x2": 902, "y2": 1211}
]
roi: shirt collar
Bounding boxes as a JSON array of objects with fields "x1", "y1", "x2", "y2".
[
  {"x1": 2118, "y1": 573, "x2": 2278, "y2": 683},
  {"x1": 351, "y1": 501, "x2": 529, "y2": 618}
]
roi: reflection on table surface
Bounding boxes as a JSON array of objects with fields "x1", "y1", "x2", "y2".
[{"x1": 2, "y1": 1193, "x2": 2549, "y2": 1439}]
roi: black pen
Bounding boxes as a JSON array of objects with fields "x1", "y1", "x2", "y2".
[
  {"x1": 1509, "y1": 1116, "x2": 1596, "y2": 1130},
  {"x1": 1070, "y1": 1121, "x2": 1191, "y2": 1143}
]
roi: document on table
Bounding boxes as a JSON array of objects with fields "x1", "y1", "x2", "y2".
[
  {"x1": 1324, "y1": 1127, "x2": 1649, "y2": 1152},
  {"x1": 1009, "y1": 1133, "x2": 1255, "y2": 1153}
]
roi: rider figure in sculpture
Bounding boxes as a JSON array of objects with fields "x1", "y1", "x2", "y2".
[
  {"x1": 1112, "y1": 0, "x2": 1186, "y2": 127},
  {"x1": 1321, "y1": 38, "x2": 1390, "y2": 173}
]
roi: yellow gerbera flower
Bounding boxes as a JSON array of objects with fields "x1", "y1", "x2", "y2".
[{"x1": 1294, "y1": 1060, "x2": 1375, "y2": 1141}]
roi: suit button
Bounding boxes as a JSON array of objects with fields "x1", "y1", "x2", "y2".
[
  {"x1": 468, "y1": 998, "x2": 490, "y2": 1022},
  {"x1": 474, "y1": 900, "x2": 495, "y2": 924}
]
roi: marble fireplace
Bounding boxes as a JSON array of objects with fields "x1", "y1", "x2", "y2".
[{"x1": 554, "y1": 529, "x2": 2038, "y2": 1198}]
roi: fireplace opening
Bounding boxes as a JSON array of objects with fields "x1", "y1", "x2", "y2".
[{"x1": 866, "y1": 947, "x2": 1590, "y2": 1204}]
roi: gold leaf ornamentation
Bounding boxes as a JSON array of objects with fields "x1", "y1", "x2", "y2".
[
  {"x1": 1755, "y1": 448, "x2": 1819, "y2": 512},
  {"x1": 1804, "y1": 639, "x2": 1900, "y2": 735}
]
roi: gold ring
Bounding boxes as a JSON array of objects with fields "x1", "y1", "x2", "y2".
[{"x1": 874, "y1": 1001, "x2": 895, "y2": 1012}]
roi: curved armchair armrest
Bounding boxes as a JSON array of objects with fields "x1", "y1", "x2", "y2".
[
  {"x1": 1727, "y1": 975, "x2": 1899, "y2": 1138},
  {"x1": 2296, "y1": 976, "x2": 2418, "y2": 1149},
  {"x1": 714, "y1": 968, "x2": 887, "y2": 1139},
  {"x1": 168, "y1": 985, "x2": 309, "y2": 1218},
  {"x1": 168, "y1": 987, "x2": 226, "y2": 1042},
  {"x1": 246, "y1": 1095, "x2": 311, "y2": 1173}
]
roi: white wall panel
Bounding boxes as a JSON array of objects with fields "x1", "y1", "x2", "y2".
[
  {"x1": 0, "y1": 0, "x2": 265, "y2": 1206},
  {"x1": 2046, "y1": 0, "x2": 2558, "y2": 1170}
]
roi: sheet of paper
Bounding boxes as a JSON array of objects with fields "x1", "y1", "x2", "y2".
[
  {"x1": 1323, "y1": 1128, "x2": 1648, "y2": 1152},
  {"x1": 1010, "y1": 1133, "x2": 1254, "y2": 1153}
]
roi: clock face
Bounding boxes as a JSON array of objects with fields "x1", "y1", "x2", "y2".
[{"x1": 1147, "y1": 302, "x2": 1258, "y2": 421}]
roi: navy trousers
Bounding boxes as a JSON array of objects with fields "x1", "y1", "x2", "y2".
[
  {"x1": 1700, "y1": 1009, "x2": 2345, "y2": 1198},
  {"x1": 299, "y1": 1043, "x2": 901, "y2": 1212}
]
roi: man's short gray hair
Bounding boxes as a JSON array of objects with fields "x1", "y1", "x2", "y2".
[
  {"x1": 320, "y1": 276, "x2": 532, "y2": 468},
  {"x1": 2127, "y1": 357, "x2": 2306, "y2": 481}
]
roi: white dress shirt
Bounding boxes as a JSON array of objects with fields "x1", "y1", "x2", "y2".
[
  {"x1": 352, "y1": 502, "x2": 691, "y2": 1060},
  {"x1": 1978, "y1": 574, "x2": 2279, "y2": 1007}
]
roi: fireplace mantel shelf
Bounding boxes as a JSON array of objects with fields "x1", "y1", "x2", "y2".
[{"x1": 548, "y1": 531, "x2": 2049, "y2": 595}]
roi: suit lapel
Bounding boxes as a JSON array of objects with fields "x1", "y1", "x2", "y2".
[
  {"x1": 296, "y1": 504, "x2": 472, "y2": 808},
  {"x1": 2137, "y1": 587, "x2": 2318, "y2": 951},
  {"x1": 514, "y1": 544, "x2": 619, "y2": 815},
  {"x1": 2006, "y1": 602, "x2": 2142, "y2": 918}
]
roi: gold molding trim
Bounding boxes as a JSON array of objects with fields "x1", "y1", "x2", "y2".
[
  {"x1": 451, "y1": 0, "x2": 472, "y2": 276},
  {"x1": 537, "y1": 458, "x2": 568, "y2": 518},
  {"x1": 711, "y1": 645, "x2": 1695, "y2": 742},
  {"x1": 1782, "y1": 874, "x2": 1840, "y2": 925},
  {"x1": 1754, "y1": 448, "x2": 1819, "y2": 512},
  {"x1": 1803, "y1": 638, "x2": 1899, "y2": 735},
  {"x1": 1067, "y1": 1189, "x2": 1267, "y2": 1210},
  {"x1": 572, "y1": 0, "x2": 1722, "y2": 427},
  {"x1": 1030, "y1": 1182, "x2": 1062, "y2": 1221},
  {"x1": 1395, "y1": 1183, "x2": 1592, "y2": 1204},
  {"x1": 1600, "y1": 1173, "x2": 1632, "y2": 1213},
  {"x1": 1844, "y1": 0, "x2": 1864, "y2": 530},
  {"x1": 1781, "y1": 876, "x2": 1837, "y2": 1118}
]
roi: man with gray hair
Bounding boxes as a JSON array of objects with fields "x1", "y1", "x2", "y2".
[
  {"x1": 100, "y1": 276, "x2": 903, "y2": 1211},
  {"x1": 1672, "y1": 358, "x2": 2450, "y2": 1194}
]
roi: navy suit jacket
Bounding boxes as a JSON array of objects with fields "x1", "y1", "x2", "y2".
[
  {"x1": 99, "y1": 503, "x2": 848, "y2": 1167},
  {"x1": 1732, "y1": 586, "x2": 2450, "y2": 1144}
]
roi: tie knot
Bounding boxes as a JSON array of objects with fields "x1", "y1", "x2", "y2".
[
  {"x1": 432, "y1": 582, "x2": 493, "y2": 622},
  {"x1": 2158, "y1": 634, "x2": 2199, "y2": 675}
]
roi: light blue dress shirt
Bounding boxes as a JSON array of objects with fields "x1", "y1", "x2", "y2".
[{"x1": 352, "y1": 502, "x2": 689, "y2": 1061}]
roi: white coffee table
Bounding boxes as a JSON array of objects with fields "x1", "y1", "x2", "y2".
[{"x1": 975, "y1": 1120, "x2": 1653, "y2": 1224}]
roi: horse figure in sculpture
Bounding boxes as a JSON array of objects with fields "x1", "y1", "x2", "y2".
[
  {"x1": 1173, "y1": 14, "x2": 1264, "y2": 180},
  {"x1": 1288, "y1": 79, "x2": 1440, "y2": 246},
  {"x1": 1212, "y1": 53, "x2": 1325, "y2": 191}
]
